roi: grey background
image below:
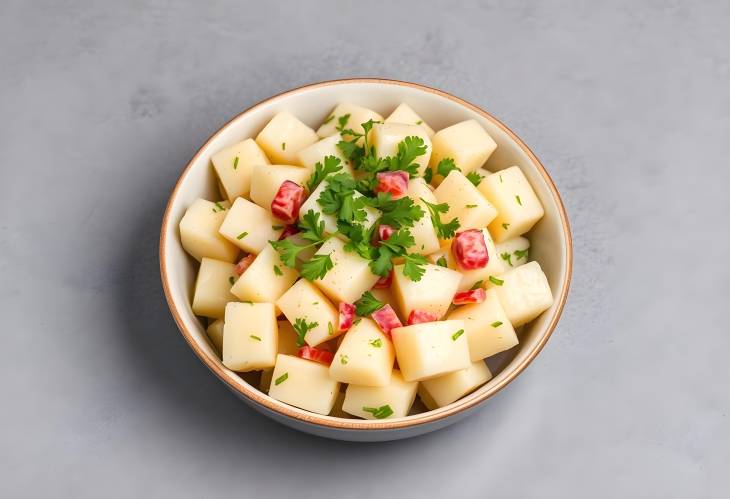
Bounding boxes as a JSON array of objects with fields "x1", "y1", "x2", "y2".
[{"x1": 1, "y1": 1, "x2": 728, "y2": 497}]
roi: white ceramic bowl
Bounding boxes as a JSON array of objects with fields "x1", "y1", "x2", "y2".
[{"x1": 160, "y1": 79, "x2": 572, "y2": 441}]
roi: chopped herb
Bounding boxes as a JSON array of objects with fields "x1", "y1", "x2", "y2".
[
  {"x1": 436, "y1": 158, "x2": 460, "y2": 177},
  {"x1": 273, "y1": 265, "x2": 283, "y2": 276},
  {"x1": 274, "y1": 372, "x2": 288, "y2": 385},
  {"x1": 228, "y1": 276, "x2": 235, "y2": 285},
  {"x1": 233, "y1": 156, "x2": 239, "y2": 169},
  {"x1": 352, "y1": 318, "x2": 362, "y2": 326},
  {"x1": 423, "y1": 167, "x2": 433, "y2": 183},
  {"x1": 402, "y1": 253, "x2": 428, "y2": 282},
  {"x1": 491, "y1": 321, "x2": 503, "y2": 328},
  {"x1": 436, "y1": 256, "x2": 448, "y2": 267},
  {"x1": 470, "y1": 280, "x2": 483, "y2": 290},
  {"x1": 272, "y1": 225, "x2": 284, "y2": 230},
  {"x1": 312, "y1": 301, "x2": 319, "y2": 305},
  {"x1": 515, "y1": 195, "x2": 522, "y2": 206},
  {"x1": 452, "y1": 329, "x2": 464, "y2": 341},
  {"x1": 499, "y1": 174, "x2": 503, "y2": 183},
  {"x1": 466, "y1": 204, "x2": 477, "y2": 208},
  {"x1": 415, "y1": 120, "x2": 423, "y2": 125},
  {"x1": 335, "y1": 113, "x2": 351, "y2": 132},
  {"x1": 292, "y1": 318, "x2": 318, "y2": 347},
  {"x1": 236, "y1": 232, "x2": 248, "y2": 240},
  {"x1": 362, "y1": 405, "x2": 394, "y2": 419},
  {"x1": 514, "y1": 248, "x2": 529, "y2": 260},
  {"x1": 328, "y1": 322, "x2": 334, "y2": 336},
  {"x1": 369, "y1": 338, "x2": 383, "y2": 348},
  {"x1": 250, "y1": 334, "x2": 262, "y2": 341},
  {"x1": 502, "y1": 222, "x2": 510, "y2": 230},
  {"x1": 300, "y1": 253, "x2": 334, "y2": 280},
  {"x1": 421, "y1": 198, "x2": 460, "y2": 239},
  {"x1": 281, "y1": 142, "x2": 286, "y2": 150},
  {"x1": 340, "y1": 354, "x2": 349, "y2": 365},
  {"x1": 500, "y1": 252, "x2": 513, "y2": 266},
  {"x1": 323, "y1": 114, "x2": 335, "y2": 125},
  {"x1": 489, "y1": 276, "x2": 504, "y2": 286},
  {"x1": 213, "y1": 202, "x2": 226, "y2": 212},
  {"x1": 306, "y1": 155, "x2": 343, "y2": 192},
  {"x1": 270, "y1": 210, "x2": 328, "y2": 268},
  {"x1": 354, "y1": 291, "x2": 385, "y2": 316},
  {"x1": 466, "y1": 171, "x2": 483, "y2": 186}
]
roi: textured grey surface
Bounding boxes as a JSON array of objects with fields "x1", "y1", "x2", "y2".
[{"x1": 1, "y1": 1, "x2": 728, "y2": 497}]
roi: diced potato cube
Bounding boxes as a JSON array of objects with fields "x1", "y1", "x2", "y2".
[
  {"x1": 440, "y1": 228, "x2": 506, "y2": 291},
  {"x1": 316, "y1": 103, "x2": 383, "y2": 144},
  {"x1": 313, "y1": 237, "x2": 380, "y2": 304},
  {"x1": 432, "y1": 171, "x2": 497, "y2": 235},
  {"x1": 276, "y1": 279, "x2": 340, "y2": 346},
  {"x1": 222, "y1": 302, "x2": 277, "y2": 371},
  {"x1": 420, "y1": 360, "x2": 492, "y2": 407},
  {"x1": 255, "y1": 111, "x2": 318, "y2": 165},
  {"x1": 428, "y1": 119, "x2": 497, "y2": 182},
  {"x1": 342, "y1": 371, "x2": 418, "y2": 419},
  {"x1": 392, "y1": 263, "x2": 462, "y2": 320},
  {"x1": 230, "y1": 243, "x2": 299, "y2": 304},
  {"x1": 492, "y1": 261, "x2": 553, "y2": 326},
  {"x1": 268, "y1": 354, "x2": 340, "y2": 415},
  {"x1": 495, "y1": 236, "x2": 530, "y2": 269},
  {"x1": 391, "y1": 320, "x2": 470, "y2": 381},
  {"x1": 218, "y1": 197, "x2": 284, "y2": 254},
  {"x1": 192, "y1": 257, "x2": 238, "y2": 319},
  {"x1": 408, "y1": 215, "x2": 441, "y2": 255},
  {"x1": 211, "y1": 139, "x2": 270, "y2": 202},
  {"x1": 206, "y1": 318, "x2": 224, "y2": 354},
  {"x1": 447, "y1": 288, "x2": 518, "y2": 360},
  {"x1": 407, "y1": 177, "x2": 436, "y2": 205},
  {"x1": 297, "y1": 134, "x2": 355, "y2": 177},
  {"x1": 179, "y1": 199, "x2": 239, "y2": 262},
  {"x1": 298, "y1": 179, "x2": 381, "y2": 236},
  {"x1": 249, "y1": 164, "x2": 309, "y2": 213},
  {"x1": 258, "y1": 320, "x2": 300, "y2": 393},
  {"x1": 480, "y1": 166, "x2": 545, "y2": 242},
  {"x1": 329, "y1": 318, "x2": 395, "y2": 387},
  {"x1": 385, "y1": 103, "x2": 435, "y2": 137},
  {"x1": 370, "y1": 123, "x2": 432, "y2": 176}
]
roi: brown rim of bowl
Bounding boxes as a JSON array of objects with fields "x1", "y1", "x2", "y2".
[{"x1": 159, "y1": 78, "x2": 573, "y2": 431}]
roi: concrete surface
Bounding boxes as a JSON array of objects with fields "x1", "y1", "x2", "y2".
[{"x1": 1, "y1": 1, "x2": 728, "y2": 497}]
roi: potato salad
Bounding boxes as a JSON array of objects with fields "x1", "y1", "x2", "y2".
[{"x1": 179, "y1": 102, "x2": 553, "y2": 419}]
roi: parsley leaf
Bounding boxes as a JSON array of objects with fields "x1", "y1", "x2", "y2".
[
  {"x1": 269, "y1": 239, "x2": 307, "y2": 268},
  {"x1": 466, "y1": 171, "x2": 483, "y2": 186},
  {"x1": 514, "y1": 248, "x2": 529, "y2": 260},
  {"x1": 436, "y1": 158, "x2": 460, "y2": 177},
  {"x1": 386, "y1": 136, "x2": 427, "y2": 177},
  {"x1": 369, "y1": 338, "x2": 383, "y2": 348},
  {"x1": 366, "y1": 192, "x2": 424, "y2": 229},
  {"x1": 300, "y1": 253, "x2": 334, "y2": 281},
  {"x1": 273, "y1": 265, "x2": 283, "y2": 276},
  {"x1": 436, "y1": 256, "x2": 448, "y2": 267},
  {"x1": 362, "y1": 405, "x2": 393, "y2": 419},
  {"x1": 470, "y1": 280, "x2": 483, "y2": 290},
  {"x1": 292, "y1": 318, "x2": 319, "y2": 347},
  {"x1": 307, "y1": 155, "x2": 343, "y2": 192},
  {"x1": 369, "y1": 245, "x2": 394, "y2": 277},
  {"x1": 421, "y1": 198, "x2": 460, "y2": 239},
  {"x1": 403, "y1": 253, "x2": 428, "y2": 281},
  {"x1": 335, "y1": 113, "x2": 351, "y2": 132},
  {"x1": 423, "y1": 167, "x2": 433, "y2": 184},
  {"x1": 299, "y1": 210, "x2": 327, "y2": 243},
  {"x1": 354, "y1": 291, "x2": 385, "y2": 316}
]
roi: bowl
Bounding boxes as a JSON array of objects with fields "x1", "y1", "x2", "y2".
[{"x1": 159, "y1": 78, "x2": 572, "y2": 441}]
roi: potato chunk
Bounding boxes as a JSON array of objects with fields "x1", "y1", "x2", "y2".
[
  {"x1": 403, "y1": 178, "x2": 440, "y2": 255},
  {"x1": 420, "y1": 360, "x2": 492, "y2": 407},
  {"x1": 406, "y1": 177, "x2": 436, "y2": 204},
  {"x1": 329, "y1": 318, "x2": 394, "y2": 387},
  {"x1": 191, "y1": 257, "x2": 238, "y2": 319},
  {"x1": 179, "y1": 199, "x2": 239, "y2": 262},
  {"x1": 268, "y1": 354, "x2": 340, "y2": 415},
  {"x1": 385, "y1": 103, "x2": 435, "y2": 137},
  {"x1": 211, "y1": 139, "x2": 270, "y2": 202},
  {"x1": 428, "y1": 119, "x2": 497, "y2": 181},
  {"x1": 255, "y1": 111, "x2": 318, "y2": 165},
  {"x1": 297, "y1": 134, "x2": 354, "y2": 177},
  {"x1": 491, "y1": 261, "x2": 553, "y2": 326},
  {"x1": 222, "y1": 302, "x2": 277, "y2": 371},
  {"x1": 370, "y1": 123, "x2": 432, "y2": 176},
  {"x1": 230, "y1": 243, "x2": 299, "y2": 304},
  {"x1": 206, "y1": 318, "x2": 224, "y2": 354},
  {"x1": 313, "y1": 237, "x2": 380, "y2": 304},
  {"x1": 432, "y1": 171, "x2": 497, "y2": 235},
  {"x1": 275, "y1": 279, "x2": 340, "y2": 346},
  {"x1": 391, "y1": 320, "x2": 470, "y2": 381},
  {"x1": 298, "y1": 179, "x2": 381, "y2": 236},
  {"x1": 258, "y1": 321, "x2": 301, "y2": 393},
  {"x1": 342, "y1": 370, "x2": 417, "y2": 420},
  {"x1": 447, "y1": 288, "x2": 517, "y2": 360},
  {"x1": 218, "y1": 197, "x2": 284, "y2": 254},
  {"x1": 494, "y1": 236, "x2": 530, "y2": 270},
  {"x1": 480, "y1": 166, "x2": 545, "y2": 242},
  {"x1": 440, "y1": 228, "x2": 506, "y2": 291},
  {"x1": 316, "y1": 103, "x2": 383, "y2": 144},
  {"x1": 249, "y1": 164, "x2": 309, "y2": 214},
  {"x1": 392, "y1": 263, "x2": 462, "y2": 320}
]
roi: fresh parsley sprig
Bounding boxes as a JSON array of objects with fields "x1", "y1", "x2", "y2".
[
  {"x1": 421, "y1": 198, "x2": 460, "y2": 239},
  {"x1": 365, "y1": 192, "x2": 424, "y2": 229},
  {"x1": 436, "y1": 158, "x2": 460, "y2": 177},
  {"x1": 354, "y1": 291, "x2": 385, "y2": 316},
  {"x1": 307, "y1": 155, "x2": 343, "y2": 192},
  {"x1": 293, "y1": 318, "x2": 319, "y2": 347}
]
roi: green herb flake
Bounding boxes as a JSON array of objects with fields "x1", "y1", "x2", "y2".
[
  {"x1": 273, "y1": 265, "x2": 283, "y2": 276},
  {"x1": 228, "y1": 276, "x2": 235, "y2": 285},
  {"x1": 336, "y1": 113, "x2": 351, "y2": 132},
  {"x1": 274, "y1": 372, "x2": 289, "y2": 385},
  {"x1": 233, "y1": 156, "x2": 239, "y2": 169},
  {"x1": 328, "y1": 322, "x2": 334, "y2": 336},
  {"x1": 213, "y1": 202, "x2": 226, "y2": 213},
  {"x1": 281, "y1": 142, "x2": 286, "y2": 150},
  {"x1": 250, "y1": 334, "x2": 262, "y2": 341},
  {"x1": 489, "y1": 276, "x2": 504, "y2": 286},
  {"x1": 502, "y1": 222, "x2": 510, "y2": 230},
  {"x1": 466, "y1": 204, "x2": 477, "y2": 208},
  {"x1": 355, "y1": 291, "x2": 385, "y2": 316},
  {"x1": 415, "y1": 120, "x2": 423, "y2": 125},
  {"x1": 499, "y1": 174, "x2": 503, "y2": 183},
  {"x1": 466, "y1": 171, "x2": 483, "y2": 186},
  {"x1": 421, "y1": 198, "x2": 460, "y2": 239},
  {"x1": 470, "y1": 280, "x2": 483, "y2": 290},
  {"x1": 369, "y1": 338, "x2": 383, "y2": 348},
  {"x1": 293, "y1": 318, "x2": 319, "y2": 347},
  {"x1": 500, "y1": 252, "x2": 513, "y2": 267},
  {"x1": 362, "y1": 405, "x2": 394, "y2": 419},
  {"x1": 236, "y1": 231, "x2": 248, "y2": 240},
  {"x1": 491, "y1": 321, "x2": 503, "y2": 328},
  {"x1": 436, "y1": 158, "x2": 460, "y2": 178},
  {"x1": 514, "y1": 248, "x2": 529, "y2": 260},
  {"x1": 452, "y1": 329, "x2": 465, "y2": 341},
  {"x1": 436, "y1": 256, "x2": 448, "y2": 267},
  {"x1": 340, "y1": 354, "x2": 349, "y2": 365},
  {"x1": 515, "y1": 195, "x2": 522, "y2": 206}
]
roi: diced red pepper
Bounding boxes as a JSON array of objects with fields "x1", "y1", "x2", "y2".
[
  {"x1": 378, "y1": 224, "x2": 395, "y2": 242},
  {"x1": 338, "y1": 302, "x2": 356, "y2": 332},
  {"x1": 453, "y1": 288, "x2": 486, "y2": 305},
  {"x1": 297, "y1": 346, "x2": 334, "y2": 365},
  {"x1": 453, "y1": 229, "x2": 489, "y2": 270},
  {"x1": 373, "y1": 270, "x2": 393, "y2": 288},
  {"x1": 407, "y1": 309, "x2": 439, "y2": 325},
  {"x1": 371, "y1": 304, "x2": 402, "y2": 337},
  {"x1": 374, "y1": 171, "x2": 409, "y2": 199},
  {"x1": 233, "y1": 254, "x2": 255, "y2": 276},
  {"x1": 271, "y1": 180, "x2": 305, "y2": 224},
  {"x1": 278, "y1": 224, "x2": 300, "y2": 240}
]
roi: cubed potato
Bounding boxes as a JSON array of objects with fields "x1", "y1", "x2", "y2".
[
  {"x1": 222, "y1": 302, "x2": 278, "y2": 371},
  {"x1": 218, "y1": 197, "x2": 284, "y2": 254},
  {"x1": 370, "y1": 123, "x2": 432, "y2": 176},
  {"x1": 491, "y1": 261, "x2": 554, "y2": 326},
  {"x1": 329, "y1": 318, "x2": 395, "y2": 387},
  {"x1": 211, "y1": 139, "x2": 270, "y2": 202},
  {"x1": 275, "y1": 279, "x2": 340, "y2": 346},
  {"x1": 392, "y1": 263, "x2": 462, "y2": 320},
  {"x1": 313, "y1": 237, "x2": 380, "y2": 304},
  {"x1": 480, "y1": 166, "x2": 545, "y2": 242},
  {"x1": 191, "y1": 258, "x2": 238, "y2": 319},
  {"x1": 179, "y1": 199, "x2": 239, "y2": 262},
  {"x1": 447, "y1": 288, "x2": 518, "y2": 360},
  {"x1": 420, "y1": 360, "x2": 492, "y2": 407},
  {"x1": 206, "y1": 318, "x2": 225, "y2": 354},
  {"x1": 298, "y1": 179, "x2": 381, "y2": 236},
  {"x1": 297, "y1": 134, "x2": 354, "y2": 177},
  {"x1": 428, "y1": 119, "x2": 497, "y2": 182},
  {"x1": 407, "y1": 177, "x2": 436, "y2": 205},
  {"x1": 391, "y1": 320, "x2": 471, "y2": 381},
  {"x1": 432, "y1": 171, "x2": 497, "y2": 235},
  {"x1": 417, "y1": 384, "x2": 438, "y2": 411},
  {"x1": 316, "y1": 103, "x2": 383, "y2": 144},
  {"x1": 494, "y1": 236, "x2": 530, "y2": 269},
  {"x1": 408, "y1": 215, "x2": 441, "y2": 256},
  {"x1": 342, "y1": 371, "x2": 418, "y2": 420},
  {"x1": 385, "y1": 103, "x2": 435, "y2": 137},
  {"x1": 440, "y1": 228, "x2": 506, "y2": 291},
  {"x1": 258, "y1": 320, "x2": 301, "y2": 392},
  {"x1": 268, "y1": 354, "x2": 340, "y2": 415},
  {"x1": 249, "y1": 164, "x2": 309, "y2": 213},
  {"x1": 255, "y1": 111, "x2": 318, "y2": 165},
  {"x1": 230, "y1": 243, "x2": 299, "y2": 304}
]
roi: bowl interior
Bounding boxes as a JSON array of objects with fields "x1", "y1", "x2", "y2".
[{"x1": 160, "y1": 80, "x2": 570, "y2": 429}]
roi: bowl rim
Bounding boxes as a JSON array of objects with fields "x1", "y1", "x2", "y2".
[{"x1": 159, "y1": 78, "x2": 573, "y2": 431}]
